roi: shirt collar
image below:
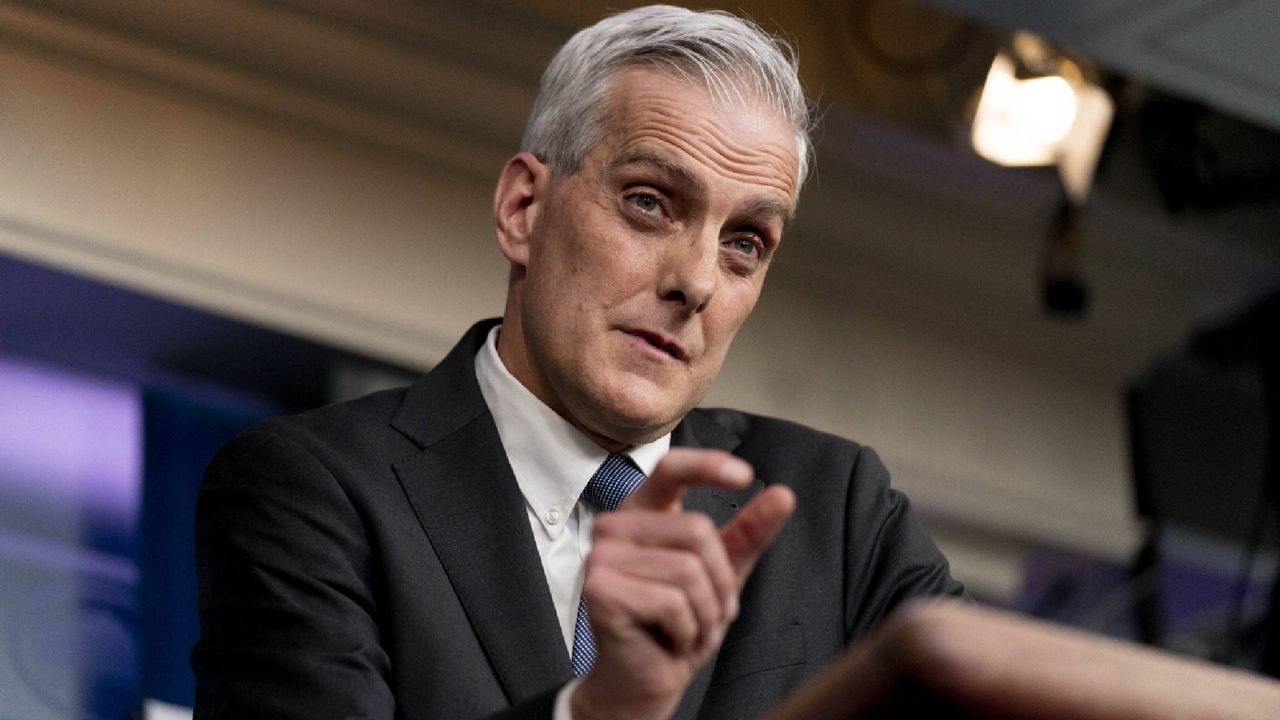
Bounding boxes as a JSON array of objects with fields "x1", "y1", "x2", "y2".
[{"x1": 474, "y1": 325, "x2": 671, "y2": 539}]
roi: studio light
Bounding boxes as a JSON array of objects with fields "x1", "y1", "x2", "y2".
[
  {"x1": 971, "y1": 32, "x2": 1113, "y2": 203},
  {"x1": 972, "y1": 52, "x2": 1077, "y2": 166},
  {"x1": 970, "y1": 33, "x2": 1116, "y2": 318}
]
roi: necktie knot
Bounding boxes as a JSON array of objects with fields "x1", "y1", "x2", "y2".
[{"x1": 581, "y1": 453, "x2": 645, "y2": 512}]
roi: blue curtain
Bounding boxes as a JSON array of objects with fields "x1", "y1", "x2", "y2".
[{"x1": 138, "y1": 389, "x2": 279, "y2": 708}]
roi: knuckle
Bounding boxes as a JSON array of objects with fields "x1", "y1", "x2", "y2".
[
  {"x1": 661, "y1": 592, "x2": 695, "y2": 630},
  {"x1": 583, "y1": 556, "x2": 606, "y2": 581},
  {"x1": 585, "y1": 543, "x2": 623, "y2": 574},
  {"x1": 685, "y1": 513, "x2": 717, "y2": 544},
  {"x1": 583, "y1": 567, "x2": 619, "y2": 602},
  {"x1": 657, "y1": 588, "x2": 682, "y2": 614},
  {"x1": 581, "y1": 574, "x2": 605, "y2": 602},
  {"x1": 674, "y1": 554, "x2": 702, "y2": 584},
  {"x1": 593, "y1": 513, "x2": 621, "y2": 537},
  {"x1": 587, "y1": 541, "x2": 616, "y2": 566}
]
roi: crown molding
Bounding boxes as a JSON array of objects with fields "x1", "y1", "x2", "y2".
[{"x1": 0, "y1": 0, "x2": 561, "y2": 180}]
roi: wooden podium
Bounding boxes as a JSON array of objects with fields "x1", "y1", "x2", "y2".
[{"x1": 767, "y1": 601, "x2": 1280, "y2": 720}]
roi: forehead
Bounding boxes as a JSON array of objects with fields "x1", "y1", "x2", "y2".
[{"x1": 594, "y1": 68, "x2": 800, "y2": 205}]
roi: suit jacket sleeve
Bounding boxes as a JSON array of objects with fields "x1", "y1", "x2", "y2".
[
  {"x1": 842, "y1": 444, "x2": 966, "y2": 642},
  {"x1": 191, "y1": 427, "x2": 560, "y2": 720}
]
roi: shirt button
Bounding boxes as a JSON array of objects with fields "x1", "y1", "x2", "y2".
[{"x1": 545, "y1": 508, "x2": 561, "y2": 525}]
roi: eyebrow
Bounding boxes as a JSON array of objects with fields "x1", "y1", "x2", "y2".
[
  {"x1": 610, "y1": 149, "x2": 700, "y2": 189},
  {"x1": 609, "y1": 149, "x2": 796, "y2": 228},
  {"x1": 740, "y1": 197, "x2": 796, "y2": 230}
]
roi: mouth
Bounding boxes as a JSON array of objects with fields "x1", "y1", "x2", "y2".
[{"x1": 622, "y1": 329, "x2": 688, "y2": 362}]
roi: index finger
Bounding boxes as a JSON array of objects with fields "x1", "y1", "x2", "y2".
[{"x1": 625, "y1": 448, "x2": 754, "y2": 512}]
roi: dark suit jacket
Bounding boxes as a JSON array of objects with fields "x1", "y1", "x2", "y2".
[{"x1": 192, "y1": 319, "x2": 963, "y2": 720}]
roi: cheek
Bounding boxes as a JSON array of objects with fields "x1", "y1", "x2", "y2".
[
  {"x1": 579, "y1": 248, "x2": 654, "y2": 307},
  {"x1": 711, "y1": 285, "x2": 761, "y2": 334},
  {"x1": 696, "y1": 289, "x2": 759, "y2": 363}
]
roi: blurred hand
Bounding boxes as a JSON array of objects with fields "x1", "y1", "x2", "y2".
[{"x1": 570, "y1": 448, "x2": 796, "y2": 720}]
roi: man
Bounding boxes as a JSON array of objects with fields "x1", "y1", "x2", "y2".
[{"x1": 192, "y1": 6, "x2": 963, "y2": 720}]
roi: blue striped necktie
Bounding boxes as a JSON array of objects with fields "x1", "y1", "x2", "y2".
[{"x1": 570, "y1": 453, "x2": 646, "y2": 676}]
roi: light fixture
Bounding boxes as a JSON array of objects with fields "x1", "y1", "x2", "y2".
[
  {"x1": 971, "y1": 32, "x2": 1114, "y2": 203},
  {"x1": 971, "y1": 33, "x2": 1115, "y2": 318}
]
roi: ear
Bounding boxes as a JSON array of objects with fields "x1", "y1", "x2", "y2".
[{"x1": 493, "y1": 152, "x2": 550, "y2": 267}]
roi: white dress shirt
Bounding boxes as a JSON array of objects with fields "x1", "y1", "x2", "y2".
[{"x1": 474, "y1": 325, "x2": 670, "y2": 716}]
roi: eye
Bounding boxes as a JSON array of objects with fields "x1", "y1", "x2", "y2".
[
  {"x1": 726, "y1": 231, "x2": 764, "y2": 258},
  {"x1": 730, "y1": 237, "x2": 760, "y2": 256},
  {"x1": 626, "y1": 190, "x2": 663, "y2": 214}
]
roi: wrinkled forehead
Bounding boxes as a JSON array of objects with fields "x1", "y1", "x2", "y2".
[
  {"x1": 596, "y1": 66, "x2": 801, "y2": 202},
  {"x1": 602, "y1": 60, "x2": 796, "y2": 139}
]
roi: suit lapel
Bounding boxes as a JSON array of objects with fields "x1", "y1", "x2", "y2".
[
  {"x1": 675, "y1": 408, "x2": 754, "y2": 534},
  {"x1": 387, "y1": 323, "x2": 759, "y2": 714},
  {"x1": 391, "y1": 321, "x2": 572, "y2": 703},
  {"x1": 670, "y1": 411, "x2": 756, "y2": 720}
]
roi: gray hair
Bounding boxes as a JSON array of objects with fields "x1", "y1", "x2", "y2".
[{"x1": 520, "y1": 5, "x2": 814, "y2": 196}]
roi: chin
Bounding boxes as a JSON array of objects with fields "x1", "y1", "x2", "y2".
[{"x1": 571, "y1": 383, "x2": 678, "y2": 443}]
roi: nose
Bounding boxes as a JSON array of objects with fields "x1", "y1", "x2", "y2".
[{"x1": 659, "y1": 225, "x2": 719, "y2": 314}]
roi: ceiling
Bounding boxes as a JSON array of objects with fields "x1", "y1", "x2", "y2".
[{"x1": 924, "y1": 0, "x2": 1280, "y2": 135}]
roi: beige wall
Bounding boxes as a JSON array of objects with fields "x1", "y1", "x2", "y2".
[{"x1": 0, "y1": 40, "x2": 505, "y2": 366}]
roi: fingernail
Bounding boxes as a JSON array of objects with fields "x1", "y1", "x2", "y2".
[{"x1": 727, "y1": 596, "x2": 739, "y2": 621}]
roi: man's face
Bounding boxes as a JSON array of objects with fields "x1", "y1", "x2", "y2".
[{"x1": 501, "y1": 67, "x2": 799, "y2": 448}]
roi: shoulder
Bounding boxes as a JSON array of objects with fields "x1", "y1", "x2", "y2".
[
  {"x1": 687, "y1": 410, "x2": 965, "y2": 617},
  {"x1": 685, "y1": 406, "x2": 875, "y2": 472},
  {"x1": 258, "y1": 385, "x2": 410, "y2": 442},
  {"x1": 210, "y1": 384, "x2": 418, "y2": 480},
  {"x1": 684, "y1": 406, "x2": 907, "y2": 525},
  {"x1": 689, "y1": 407, "x2": 856, "y2": 443}
]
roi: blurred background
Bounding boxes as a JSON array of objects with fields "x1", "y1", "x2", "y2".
[{"x1": 0, "y1": 0, "x2": 1278, "y2": 717}]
